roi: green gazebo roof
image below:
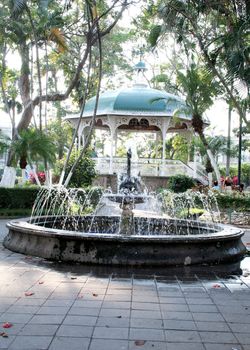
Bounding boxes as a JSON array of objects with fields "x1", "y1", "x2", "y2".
[{"x1": 83, "y1": 86, "x2": 190, "y2": 119}]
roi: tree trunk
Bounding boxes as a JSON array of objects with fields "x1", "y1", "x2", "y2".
[{"x1": 198, "y1": 131, "x2": 221, "y2": 186}]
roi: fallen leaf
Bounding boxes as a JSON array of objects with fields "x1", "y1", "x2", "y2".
[
  {"x1": 212, "y1": 284, "x2": 221, "y2": 288},
  {"x1": 78, "y1": 294, "x2": 84, "y2": 299},
  {"x1": 25, "y1": 292, "x2": 34, "y2": 296},
  {"x1": 134, "y1": 340, "x2": 146, "y2": 346},
  {"x1": 38, "y1": 281, "x2": 44, "y2": 285},
  {"x1": 92, "y1": 293, "x2": 98, "y2": 297},
  {"x1": 2, "y1": 322, "x2": 12, "y2": 329},
  {"x1": 71, "y1": 277, "x2": 77, "y2": 280},
  {"x1": 0, "y1": 332, "x2": 8, "y2": 338},
  {"x1": 246, "y1": 243, "x2": 250, "y2": 246},
  {"x1": 117, "y1": 315, "x2": 122, "y2": 318}
]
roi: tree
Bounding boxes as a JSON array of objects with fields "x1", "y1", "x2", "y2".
[
  {"x1": 0, "y1": 0, "x2": 130, "y2": 187},
  {"x1": 148, "y1": 0, "x2": 249, "y2": 128},
  {"x1": 10, "y1": 128, "x2": 56, "y2": 185},
  {"x1": 55, "y1": 149, "x2": 96, "y2": 188}
]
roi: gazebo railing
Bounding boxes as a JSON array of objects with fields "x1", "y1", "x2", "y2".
[{"x1": 93, "y1": 157, "x2": 208, "y2": 185}]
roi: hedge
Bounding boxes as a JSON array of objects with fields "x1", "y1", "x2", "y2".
[
  {"x1": 0, "y1": 187, "x2": 39, "y2": 209},
  {"x1": 215, "y1": 192, "x2": 250, "y2": 212},
  {"x1": 0, "y1": 186, "x2": 103, "y2": 211}
]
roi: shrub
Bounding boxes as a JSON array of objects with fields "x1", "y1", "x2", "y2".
[
  {"x1": 167, "y1": 174, "x2": 195, "y2": 193},
  {"x1": 56, "y1": 149, "x2": 96, "y2": 188},
  {"x1": 0, "y1": 187, "x2": 39, "y2": 209},
  {"x1": 215, "y1": 192, "x2": 250, "y2": 212}
]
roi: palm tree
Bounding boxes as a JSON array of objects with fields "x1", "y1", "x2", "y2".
[
  {"x1": 175, "y1": 64, "x2": 222, "y2": 185},
  {"x1": 10, "y1": 128, "x2": 56, "y2": 185}
]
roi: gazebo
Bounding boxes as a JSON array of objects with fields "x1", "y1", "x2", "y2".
[{"x1": 67, "y1": 62, "x2": 208, "y2": 189}]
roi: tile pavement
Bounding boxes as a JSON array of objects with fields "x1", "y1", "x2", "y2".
[{"x1": 0, "y1": 222, "x2": 250, "y2": 349}]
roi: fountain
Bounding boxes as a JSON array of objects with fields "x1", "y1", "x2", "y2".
[{"x1": 3, "y1": 150, "x2": 246, "y2": 266}]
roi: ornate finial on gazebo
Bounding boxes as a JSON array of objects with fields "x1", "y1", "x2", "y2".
[{"x1": 133, "y1": 61, "x2": 148, "y2": 88}]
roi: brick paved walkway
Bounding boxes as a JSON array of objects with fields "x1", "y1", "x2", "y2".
[{"x1": 0, "y1": 242, "x2": 250, "y2": 350}]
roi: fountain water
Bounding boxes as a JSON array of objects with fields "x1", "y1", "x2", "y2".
[{"x1": 3, "y1": 150, "x2": 246, "y2": 266}]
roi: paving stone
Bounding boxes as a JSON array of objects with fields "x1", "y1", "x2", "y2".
[
  {"x1": 167, "y1": 343, "x2": 205, "y2": 350},
  {"x1": 186, "y1": 298, "x2": 213, "y2": 305},
  {"x1": 6, "y1": 305, "x2": 40, "y2": 314},
  {"x1": 36, "y1": 306, "x2": 70, "y2": 315},
  {"x1": 102, "y1": 301, "x2": 131, "y2": 309},
  {"x1": 165, "y1": 330, "x2": 201, "y2": 342},
  {"x1": 160, "y1": 303, "x2": 189, "y2": 312},
  {"x1": 99, "y1": 308, "x2": 130, "y2": 317},
  {"x1": 199, "y1": 331, "x2": 238, "y2": 343},
  {"x1": 159, "y1": 297, "x2": 186, "y2": 304},
  {"x1": 188, "y1": 304, "x2": 218, "y2": 313},
  {"x1": 72, "y1": 300, "x2": 103, "y2": 308},
  {"x1": 192, "y1": 312, "x2": 224, "y2": 322},
  {"x1": 130, "y1": 318, "x2": 163, "y2": 329},
  {"x1": 29, "y1": 314, "x2": 65, "y2": 324},
  {"x1": 0, "y1": 313, "x2": 33, "y2": 324},
  {"x1": 93, "y1": 326, "x2": 129, "y2": 339},
  {"x1": 96, "y1": 316, "x2": 130, "y2": 327},
  {"x1": 63, "y1": 315, "x2": 97, "y2": 326},
  {"x1": 129, "y1": 340, "x2": 167, "y2": 349},
  {"x1": 130, "y1": 328, "x2": 165, "y2": 341},
  {"x1": 56, "y1": 324, "x2": 93, "y2": 337},
  {"x1": 68, "y1": 307, "x2": 100, "y2": 316},
  {"x1": 235, "y1": 333, "x2": 250, "y2": 345},
  {"x1": 204, "y1": 344, "x2": 243, "y2": 350},
  {"x1": 131, "y1": 310, "x2": 162, "y2": 319},
  {"x1": 195, "y1": 321, "x2": 231, "y2": 332},
  {"x1": 163, "y1": 320, "x2": 196, "y2": 330},
  {"x1": 19, "y1": 324, "x2": 59, "y2": 336},
  {"x1": 89, "y1": 339, "x2": 128, "y2": 350},
  {"x1": 49, "y1": 336, "x2": 90, "y2": 350},
  {"x1": 0, "y1": 335, "x2": 16, "y2": 349},
  {"x1": 9, "y1": 335, "x2": 53, "y2": 349},
  {"x1": 162, "y1": 311, "x2": 193, "y2": 321},
  {"x1": 229, "y1": 323, "x2": 250, "y2": 333}
]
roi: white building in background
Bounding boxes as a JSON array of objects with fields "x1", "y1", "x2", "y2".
[{"x1": 0, "y1": 113, "x2": 12, "y2": 169}]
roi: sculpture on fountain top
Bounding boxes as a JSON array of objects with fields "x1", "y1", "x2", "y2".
[{"x1": 119, "y1": 148, "x2": 142, "y2": 194}]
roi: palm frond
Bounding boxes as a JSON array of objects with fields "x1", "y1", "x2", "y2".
[
  {"x1": 11, "y1": 0, "x2": 27, "y2": 16},
  {"x1": 48, "y1": 27, "x2": 68, "y2": 53}
]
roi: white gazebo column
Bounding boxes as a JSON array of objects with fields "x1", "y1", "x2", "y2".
[
  {"x1": 107, "y1": 116, "x2": 117, "y2": 174},
  {"x1": 159, "y1": 118, "x2": 171, "y2": 176},
  {"x1": 114, "y1": 129, "x2": 118, "y2": 156}
]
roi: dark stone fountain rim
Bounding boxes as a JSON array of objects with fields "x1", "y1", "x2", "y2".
[{"x1": 6, "y1": 216, "x2": 244, "y2": 243}]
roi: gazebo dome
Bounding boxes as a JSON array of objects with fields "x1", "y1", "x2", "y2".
[{"x1": 83, "y1": 86, "x2": 189, "y2": 118}]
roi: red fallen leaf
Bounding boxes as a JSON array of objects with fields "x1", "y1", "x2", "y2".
[
  {"x1": 2, "y1": 322, "x2": 12, "y2": 329},
  {"x1": 0, "y1": 332, "x2": 8, "y2": 337},
  {"x1": 212, "y1": 284, "x2": 221, "y2": 288},
  {"x1": 92, "y1": 293, "x2": 98, "y2": 297},
  {"x1": 38, "y1": 281, "x2": 44, "y2": 284},
  {"x1": 134, "y1": 340, "x2": 146, "y2": 346},
  {"x1": 25, "y1": 292, "x2": 34, "y2": 296}
]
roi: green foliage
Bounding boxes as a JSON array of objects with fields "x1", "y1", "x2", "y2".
[
  {"x1": 10, "y1": 128, "x2": 56, "y2": 168},
  {"x1": 215, "y1": 192, "x2": 250, "y2": 212},
  {"x1": 219, "y1": 163, "x2": 250, "y2": 186},
  {"x1": 56, "y1": 149, "x2": 96, "y2": 188},
  {"x1": 0, "y1": 187, "x2": 39, "y2": 209},
  {"x1": 148, "y1": 24, "x2": 161, "y2": 47},
  {"x1": 167, "y1": 174, "x2": 195, "y2": 193}
]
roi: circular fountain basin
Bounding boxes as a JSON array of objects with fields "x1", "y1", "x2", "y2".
[{"x1": 4, "y1": 216, "x2": 246, "y2": 266}]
